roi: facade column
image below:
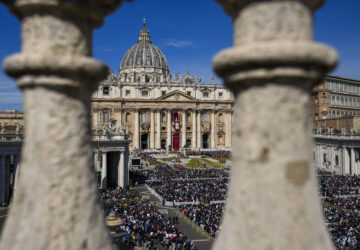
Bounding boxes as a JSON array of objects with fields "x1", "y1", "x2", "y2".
[
  {"x1": 211, "y1": 110, "x2": 216, "y2": 148},
  {"x1": 351, "y1": 148, "x2": 356, "y2": 175},
  {"x1": 0, "y1": 1, "x2": 122, "y2": 249},
  {"x1": 0, "y1": 155, "x2": 5, "y2": 204},
  {"x1": 344, "y1": 147, "x2": 350, "y2": 175},
  {"x1": 225, "y1": 111, "x2": 232, "y2": 148},
  {"x1": 182, "y1": 110, "x2": 186, "y2": 148},
  {"x1": 192, "y1": 110, "x2": 197, "y2": 148},
  {"x1": 197, "y1": 110, "x2": 201, "y2": 148},
  {"x1": 212, "y1": 0, "x2": 338, "y2": 249},
  {"x1": 118, "y1": 151, "x2": 125, "y2": 188},
  {"x1": 93, "y1": 109, "x2": 99, "y2": 128},
  {"x1": 101, "y1": 152, "x2": 107, "y2": 190},
  {"x1": 167, "y1": 109, "x2": 172, "y2": 150},
  {"x1": 156, "y1": 110, "x2": 161, "y2": 148},
  {"x1": 134, "y1": 109, "x2": 140, "y2": 149},
  {"x1": 150, "y1": 109, "x2": 155, "y2": 148},
  {"x1": 116, "y1": 108, "x2": 123, "y2": 127}
]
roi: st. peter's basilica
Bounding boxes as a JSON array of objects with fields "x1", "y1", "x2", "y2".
[{"x1": 91, "y1": 21, "x2": 233, "y2": 151}]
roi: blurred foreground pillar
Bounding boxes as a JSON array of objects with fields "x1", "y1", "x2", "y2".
[
  {"x1": 213, "y1": 1, "x2": 338, "y2": 249},
  {"x1": 0, "y1": 1, "x2": 127, "y2": 249}
]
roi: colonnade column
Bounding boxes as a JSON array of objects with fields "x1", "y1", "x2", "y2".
[
  {"x1": 167, "y1": 109, "x2": 172, "y2": 150},
  {"x1": 344, "y1": 147, "x2": 350, "y2": 174},
  {"x1": 156, "y1": 110, "x2": 161, "y2": 148},
  {"x1": 197, "y1": 110, "x2": 201, "y2": 148},
  {"x1": 101, "y1": 152, "x2": 107, "y2": 190},
  {"x1": 212, "y1": 0, "x2": 337, "y2": 249},
  {"x1": 134, "y1": 109, "x2": 140, "y2": 149},
  {"x1": 118, "y1": 151, "x2": 124, "y2": 188},
  {"x1": 0, "y1": 154, "x2": 5, "y2": 204},
  {"x1": 182, "y1": 110, "x2": 186, "y2": 148},
  {"x1": 211, "y1": 110, "x2": 216, "y2": 148},
  {"x1": 192, "y1": 110, "x2": 197, "y2": 148},
  {"x1": 150, "y1": 109, "x2": 155, "y2": 148},
  {"x1": 225, "y1": 111, "x2": 232, "y2": 148},
  {"x1": 351, "y1": 148, "x2": 356, "y2": 175}
]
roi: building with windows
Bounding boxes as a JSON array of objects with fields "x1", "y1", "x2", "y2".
[
  {"x1": 312, "y1": 75, "x2": 360, "y2": 122},
  {"x1": 91, "y1": 21, "x2": 234, "y2": 151}
]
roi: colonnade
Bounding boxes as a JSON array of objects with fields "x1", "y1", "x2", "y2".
[
  {"x1": 0, "y1": 153, "x2": 20, "y2": 204},
  {"x1": 93, "y1": 150, "x2": 127, "y2": 189}
]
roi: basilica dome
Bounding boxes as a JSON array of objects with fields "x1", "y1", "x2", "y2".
[{"x1": 120, "y1": 21, "x2": 169, "y2": 77}]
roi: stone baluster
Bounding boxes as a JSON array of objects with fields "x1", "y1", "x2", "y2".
[
  {"x1": 0, "y1": 1, "x2": 127, "y2": 249},
  {"x1": 213, "y1": 1, "x2": 338, "y2": 249}
]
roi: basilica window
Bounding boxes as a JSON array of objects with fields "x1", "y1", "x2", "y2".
[
  {"x1": 102, "y1": 86, "x2": 109, "y2": 95},
  {"x1": 162, "y1": 91, "x2": 166, "y2": 96},
  {"x1": 218, "y1": 92, "x2": 223, "y2": 98},
  {"x1": 125, "y1": 90, "x2": 131, "y2": 96},
  {"x1": 142, "y1": 112, "x2": 147, "y2": 122},
  {"x1": 203, "y1": 113, "x2": 208, "y2": 122},
  {"x1": 103, "y1": 111, "x2": 109, "y2": 123},
  {"x1": 125, "y1": 112, "x2": 130, "y2": 123},
  {"x1": 141, "y1": 90, "x2": 149, "y2": 97},
  {"x1": 145, "y1": 75, "x2": 150, "y2": 83},
  {"x1": 203, "y1": 92, "x2": 209, "y2": 98},
  {"x1": 187, "y1": 91, "x2": 191, "y2": 96}
]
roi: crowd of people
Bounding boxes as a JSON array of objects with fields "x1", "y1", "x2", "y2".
[
  {"x1": 100, "y1": 188, "x2": 198, "y2": 249},
  {"x1": 148, "y1": 179, "x2": 228, "y2": 203},
  {"x1": 318, "y1": 170, "x2": 360, "y2": 197},
  {"x1": 133, "y1": 165, "x2": 229, "y2": 182},
  {"x1": 178, "y1": 203, "x2": 224, "y2": 238},
  {"x1": 318, "y1": 170, "x2": 360, "y2": 249},
  {"x1": 324, "y1": 205, "x2": 360, "y2": 249}
]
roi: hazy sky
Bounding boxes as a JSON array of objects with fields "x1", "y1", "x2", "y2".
[{"x1": 0, "y1": 0, "x2": 359, "y2": 110}]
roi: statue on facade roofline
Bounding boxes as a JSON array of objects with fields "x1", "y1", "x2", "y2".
[
  {"x1": 1, "y1": 121, "x2": 7, "y2": 134},
  {"x1": 197, "y1": 76, "x2": 201, "y2": 84},
  {"x1": 211, "y1": 77, "x2": 215, "y2": 85},
  {"x1": 175, "y1": 73, "x2": 179, "y2": 83},
  {"x1": 15, "y1": 122, "x2": 21, "y2": 135}
]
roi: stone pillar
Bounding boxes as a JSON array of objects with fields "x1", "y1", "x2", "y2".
[
  {"x1": 212, "y1": 1, "x2": 337, "y2": 249},
  {"x1": 211, "y1": 110, "x2": 216, "y2": 148},
  {"x1": 351, "y1": 148, "x2": 356, "y2": 175},
  {"x1": 225, "y1": 111, "x2": 232, "y2": 148},
  {"x1": 192, "y1": 110, "x2": 197, "y2": 148},
  {"x1": 0, "y1": 1, "x2": 124, "y2": 249},
  {"x1": 116, "y1": 108, "x2": 123, "y2": 128},
  {"x1": 134, "y1": 109, "x2": 140, "y2": 149},
  {"x1": 93, "y1": 109, "x2": 99, "y2": 128},
  {"x1": 118, "y1": 151, "x2": 124, "y2": 188},
  {"x1": 167, "y1": 109, "x2": 172, "y2": 150},
  {"x1": 156, "y1": 110, "x2": 161, "y2": 148},
  {"x1": 344, "y1": 147, "x2": 350, "y2": 175},
  {"x1": 0, "y1": 154, "x2": 5, "y2": 204},
  {"x1": 150, "y1": 109, "x2": 155, "y2": 148},
  {"x1": 182, "y1": 110, "x2": 186, "y2": 148},
  {"x1": 197, "y1": 110, "x2": 201, "y2": 148},
  {"x1": 101, "y1": 152, "x2": 107, "y2": 190}
]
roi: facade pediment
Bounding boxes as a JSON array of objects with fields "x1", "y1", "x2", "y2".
[{"x1": 155, "y1": 90, "x2": 197, "y2": 102}]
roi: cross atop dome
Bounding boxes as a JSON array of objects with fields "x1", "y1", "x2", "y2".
[{"x1": 138, "y1": 18, "x2": 151, "y2": 43}]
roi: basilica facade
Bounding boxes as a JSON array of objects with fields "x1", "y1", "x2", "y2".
[{"x1": 91, "y1": 21, "x2": 233, "y2": 151}]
